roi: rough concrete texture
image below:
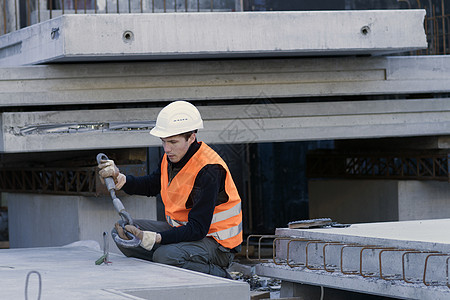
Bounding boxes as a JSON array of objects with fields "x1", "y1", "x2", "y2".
[
  {"x1": 255, "y1": 219, "x2": 450, "y2": 299},
  {"x1": 256, "y1": 263, "x2": 450, "y2": 300},
  {"x1": 398, "y1": 181, "x2": 450, "y2": 221},
  {"x1": 309, "y1": 180, "x2": 450, "y2": 224},
  {"x1": 0, "y1": 243, "x2": 249, "y2": 299},
  {"x1": 0, "y1": 10, "x2": 426, "y2": 66},
  {"x1": 5, "y1": 192, "x2": 156, "y2": 253},
  {"x1": 1, "y1": 56, "x2": 449, "y2": 108},
  {"x1": 2, "y1": 97, "x2": 450, "y2": 152}
]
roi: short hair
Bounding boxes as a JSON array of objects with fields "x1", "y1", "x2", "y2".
[{"x1": 180, "y1": 130, "x2": 198, "y2": 141}]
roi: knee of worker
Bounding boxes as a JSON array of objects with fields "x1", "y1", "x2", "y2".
[{"x1": 153, "y1": 244, "x2": 187, "y2": 267}]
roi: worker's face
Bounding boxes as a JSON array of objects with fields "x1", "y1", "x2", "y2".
[{"x1": 161, "y1": 133, "x2": 195, "y2": 163}]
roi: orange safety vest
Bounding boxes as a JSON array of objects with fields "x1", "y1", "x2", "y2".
[{"x1": 160, "y1": 142, "x2": 243, "y2": 249}]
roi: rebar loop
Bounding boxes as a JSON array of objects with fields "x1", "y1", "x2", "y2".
[
  {"x1": 246, "y1": 235, "x2": 279, "y2": 262},
  {"x1": 401, "y1": 250, "x2": 440, "y2": 284},
  {"x1": 323, "y1": 242, "x2": 355, "y2": 273},
  {"x1": 379, "y1": 248, "x2": 416, "y2": 281},
  {"x1": 423, "y1": 253, "x2": 450, "y2": 286},
  {"x1": 286, "y1": 238, "x2": 321, "y2": 268},
  {"x1": 272, "y1": 237, "x2": 292, "y2": 266},
  {"x1": 446, "y1": 256, "x2": 450, "y2": 289},
  {"x1": 246, "y1": 234, "x2": 450, "y2": 289},
  {"x1": 306, "y1": 241, "x2": 342, "y2": 271},
  {"x1": 360, "y1": 246, "x2": 397, "y2": 278},
  {"x1": 341, "y1": 244, "x2": 365, "y2": 275}
]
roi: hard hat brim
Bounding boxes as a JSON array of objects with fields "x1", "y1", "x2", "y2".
[
  {"x1": 149, "y1": 127, "x2": 173, "y2": 138},
  {"x1": 150, "y1": 122, "x2": 203, "y2": 138}
]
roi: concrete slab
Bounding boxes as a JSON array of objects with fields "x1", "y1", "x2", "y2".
[
  {"x1": 0, "y1": 10, "x2": 426, "y2": 66},
  {"x1": 1, "y1": 98, "x2": 450, "y2": 152},
  {"x1": 1, "y1": 55, "x2": 449, "y2": 108},
  {"x1": 276, "y1": 218, "x2": 450, "y2": 252},
  {"x1": 255, "y1": 219, "x2": 450, "y2": 299},
  {"x1": 0, "y1": 243, "x2": 250, "y2": 299},
  {"x1": 5, "y1": 193, "x2": 156, "y2": 252}
]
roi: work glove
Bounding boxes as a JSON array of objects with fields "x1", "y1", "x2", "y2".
[
  {"x1": 98, "y1": 159, "x2": 126, "y2": 190},
  {"x1": 114, "y1": 223, "x2": 157, "y2": 251}
]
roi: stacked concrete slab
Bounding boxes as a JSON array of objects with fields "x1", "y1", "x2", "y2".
[
  {"x1": 0, "y1": 10, "x2": 426, "y2": 66},
  {"x1": 1, "y1": 56, "x2": 450, "y2": 152}
]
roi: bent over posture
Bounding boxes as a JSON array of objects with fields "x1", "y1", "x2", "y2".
[{"x1": 98, "y1": 101, "x2": 243, "y2": 278}]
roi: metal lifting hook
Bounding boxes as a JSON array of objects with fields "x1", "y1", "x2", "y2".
[{"x1": 96, "y1": 153, "x2": 141, "y2": 248}]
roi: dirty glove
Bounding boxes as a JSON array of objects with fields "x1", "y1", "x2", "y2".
[
  {"x1": 98, "y1": 159, "x2": 126, "y2": 190},
  {"x1": 115, "y1": 222, "x2": 131, "y2": 240},
  {"x1": 120, "y1": 224, "x2": 157, "y2": 251}
]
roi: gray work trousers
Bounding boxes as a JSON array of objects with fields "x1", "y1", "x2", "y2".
[{"x1": 112, "y1": 219, "x2": 234, "y2": 278}]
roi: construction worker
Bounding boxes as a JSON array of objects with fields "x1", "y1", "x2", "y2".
[{"x1": 98, "y1": 101, "x2": 243, "y2": 278}]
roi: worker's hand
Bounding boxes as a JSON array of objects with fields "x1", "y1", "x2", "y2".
[
  {"x1": 98, "y1": 159, "x2": 126, "y2": 190},
  {"x1": 124, "y1": 225, "x2": 158, "y2": 251},
  {"x1": 124, "y1": 224, "x2": 143, "y2": 240},
  {"x1": 98, "y1": 159, "x2": 119, "y2": 178},
  {"x1": 115, "y1": 222, "x2": 131, "y2": 240}
]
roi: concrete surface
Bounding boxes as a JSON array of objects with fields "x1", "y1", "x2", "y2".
[
  {"x1": 1, "y1": 97, "x2": 449, "y2": 152},
  {"x1": 255, "y1": 219, "x2": 450, "y2": 299},
  {"x1": 309, "y1": 180, "x2": 450, "y2": 224},
  {"x1": 398, "y1": 181, "x2": 450, "y2": 221},
  {"x1": 0, "y1": 10, "x2": 426, "y2": 66},
  {"x1": 1, "y1": 56, "x2": 450, "y2": 107},
  {"x1": 5, "y1": 192, "x2": 156, "y2": 252},
  {"x1": 275, "y1": 218, "x2": 450, "y2": 253},
  {"x1": 0, "y1": 243, "x2": 250, "y2": 299}
]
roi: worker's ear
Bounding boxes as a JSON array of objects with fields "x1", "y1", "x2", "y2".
[{"x1": 188, "y1": 132, "x2": 196, "y2": 144}]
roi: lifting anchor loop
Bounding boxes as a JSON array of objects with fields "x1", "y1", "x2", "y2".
[{"x1": 96, "y1": 153, "x2": 141, "y2": 248}]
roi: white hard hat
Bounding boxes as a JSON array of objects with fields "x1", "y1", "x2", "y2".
[{"x1": 150, "y1": 101, "x2": 204, "y2": 138}]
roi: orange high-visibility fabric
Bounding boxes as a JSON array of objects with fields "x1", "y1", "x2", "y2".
[{"x1": 160, "y1": 142, "x2": 243, "y2": 249}]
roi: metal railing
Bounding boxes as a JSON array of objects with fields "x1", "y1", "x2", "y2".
[
  {"x1": 419, "y1": 0, "x2": 450, "y2": 55},
  {"x1": 0, "y1": 167, "x2": 98, "y2": 195},
  {"x1": 1, "y1": 0, "x2": 240, "y2": 34},
  {"x1": 307, "y1": 151, "x2": 450, "y2": 182}
]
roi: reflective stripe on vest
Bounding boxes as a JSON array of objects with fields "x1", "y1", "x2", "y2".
[
  {"x1": 207, "y1": 222, "x2": 242, "y2": 241},
  {"x1": 166, "y1": 202, "x2": 241, "y2": 229},
  {"x1": 211, "y1": 202, "x2": 241, "y2": 224},
  {"x1": 166, "y1": 215, "x2": 187, "y2": 227}
]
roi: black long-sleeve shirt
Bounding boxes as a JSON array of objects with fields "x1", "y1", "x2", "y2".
[{"x1": 122, "y1": 141, "x2": 227, "y2": 245}]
